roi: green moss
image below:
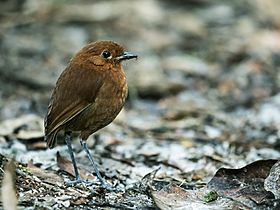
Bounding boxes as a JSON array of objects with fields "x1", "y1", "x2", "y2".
[
  {"x1": 18, "y1": 164, "x2": 33, "y2": 176},
  {"x1": 203, "y1": 190, "x2": 219, "y2": 203}
]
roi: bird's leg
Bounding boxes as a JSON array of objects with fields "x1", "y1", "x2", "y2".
[
  {"x1": 64, "y1": 131, "x2": 85, "y2": 185},
  {"x1": 80, "y1": 139, "x2": 113, "y2": 190}
]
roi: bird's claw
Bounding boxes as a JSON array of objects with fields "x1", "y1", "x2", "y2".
[
  {"x1": 66, "y1": 177, "x2": 94, "y2": 187},
  {"x1": 101, "y1": 182, "x2": 124, "y2": 192},
  {"x1": 66, "y1": 177, "x2": 120, "y2": 192}
]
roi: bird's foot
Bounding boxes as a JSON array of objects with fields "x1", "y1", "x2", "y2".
[
  {"x1": 66, "y1": 177, "x2": 94, "y2": 187},
  {"x1": 101, "y1": 183, "x2": 123, "y2": 192},
  {"x1": 66, "y1": 177, "x2": 121, "y2": 192},
  {"x1": 99, "y1": 181, "x2": 114, "y2": 191}
]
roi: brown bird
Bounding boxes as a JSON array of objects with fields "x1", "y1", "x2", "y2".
[{"x1": 44, "y1": 40, "x2": 137, "y2": 189}]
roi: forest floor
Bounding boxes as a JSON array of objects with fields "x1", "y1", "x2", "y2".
[{"x1": 1, "y1": 0, "x2": 280, "y2": 209}]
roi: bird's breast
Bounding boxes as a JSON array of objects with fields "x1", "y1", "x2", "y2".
[
  {"x1": 63, "y1": 63, "x2": 128, "y2": 135},
  {"x1": 69, "y1": 69, "x2": 128, "y2": 132},
  {"x1": 99, "y1": 70, "x2": 128, "y2": 112}
]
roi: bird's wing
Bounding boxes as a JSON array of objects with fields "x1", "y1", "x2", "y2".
[
  {"x1": 44, "y1": 62, "x2": 104, "y2": 137},
  {"x1": 45, "y1": 100, "x2": 91, "y2": 135}
]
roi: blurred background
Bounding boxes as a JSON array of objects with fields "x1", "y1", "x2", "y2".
[
  {"x1": 0, "y1": 0, "x2": 279, "y2": 120},
  {"x1": 1, "y1": 0, "x2": 280, "y2": 172},
  {"x1": 1, "y1": 0, "x2": 280, "y2": 208}
]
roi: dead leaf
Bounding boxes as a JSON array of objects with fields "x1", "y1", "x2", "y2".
[
  {"x1": 151, "y1": 183, "x2": 224, "y2": 210},
  {"x1": 126, "y1": 167, "x2": 160, "y2": 194},
  {"x1": 1, "y1": 160, "x2": 18, "y2": 210},
  {"x1": 16, "y1": 130, "x2": 44, "y2": 140},
  {"x1": 142, "y1": 167, "x2": 160, "y2": 189},
  {"x1": 264, "y1": 160, "x2": 280, "y2": 199},
  {"x1": 27, "y1": 160, "x2": 63, "y2": 186},
  {"x1": 152, "y1": 183, "x2": 193, "y2": 210},
  {"x1": 71, "y1": 197, "x2": 87, "y2": 205},
  {"x1": 0, "y1": 114, "x2": 44, "y2": 138},
  {"x1": 26, "y1": 142, "x2": 47, "y2": 150},
  {"x1": 56, "y1": 152, "x2": 96, "y2": 181},
  {"x1": 208, "y1": 159, "x2": 277, "y2": 204}
]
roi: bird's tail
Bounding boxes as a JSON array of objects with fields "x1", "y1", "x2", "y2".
[{"x1": 45, "y1": 131, "x2": 58, "y2": 149}]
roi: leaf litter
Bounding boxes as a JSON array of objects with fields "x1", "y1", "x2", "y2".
[{"x1": 1, "y1": 0, "x2": 280, "y2": 209}]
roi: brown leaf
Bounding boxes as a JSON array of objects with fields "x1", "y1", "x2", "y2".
[
  {"x1": 1, "y1": 160, "x2": 18, "y2": 210},
  {"x1": 151, "y1": 183, "x2": 227, "y2": 210},
  {"x1": 71, "y1": 197, "x2": 88, "y2": 205},
  {"x1": 128, "y1": 167, "x2": 160, "y2": 194},
  {"x1": 141, "y1": 167, "x2": 160, "y2": 188},
  {"x1": 152, "y1": 183, "x2": 192, "y2": 210},
  {"x1": 208, "y1": 159, "x2": 277, "y2": 204},
  {"x1": 26, "y1": 142, "x2": 47, "y2": 150},
  {"x1": 27, "y1": 160, "x2": 63, "y2": 185},
  {"x1": 56, "y1": 152, "x2": 95, "y2": 180}
]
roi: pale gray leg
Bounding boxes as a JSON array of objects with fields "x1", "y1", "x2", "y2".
[
  {"x1": 80, "y1": 139, "x2": 112, "y2": 190},
  {"x1": 65, "y1": 131, "x2": 81, "y2": 181}
]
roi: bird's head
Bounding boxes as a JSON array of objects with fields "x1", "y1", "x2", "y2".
[{"x1": 74, "y1": 40, "x2": 137, "y2": 68}]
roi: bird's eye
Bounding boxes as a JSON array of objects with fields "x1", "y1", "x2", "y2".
[{"x1": 102, "y1": 51, "x2": 112, "y2": 59}]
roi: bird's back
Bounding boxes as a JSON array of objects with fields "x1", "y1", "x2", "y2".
[
  {"x1": 44, "y1": 60, "x2": 104, "y2": 148},
  {"x1": 45, "y1": 55, "x2": 128, "y2": 148}
]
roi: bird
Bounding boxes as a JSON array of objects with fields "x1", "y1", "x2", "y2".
[{"x1": 44, "y1": 40, "x2": 137, "y2": 189}]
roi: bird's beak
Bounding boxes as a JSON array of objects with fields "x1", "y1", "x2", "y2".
[{"x1": 117, "y1": 51, "x2": 138, "y2": 61}]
